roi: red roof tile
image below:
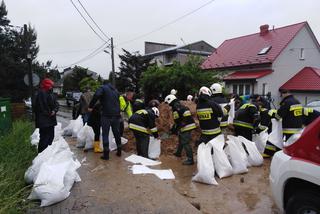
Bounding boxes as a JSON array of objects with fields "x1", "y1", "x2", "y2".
[
  {"x1": 280, "y1": 67, "x2": 320, "y2": 91},
  {"x1": 223, "y1": 70, "x2": 272, "y2": 80},
  {"x1": 202, "y1": 22, "x2": 307, "y2": 70}
]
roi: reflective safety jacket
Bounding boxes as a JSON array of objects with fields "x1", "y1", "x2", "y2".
[
  {"x1": 234, "y1": 103, "x2": 259, "y2": 130},
  {"x1": 303, "y1": 108, "x2": 320, "y2": 126},
  {"x1": 171, "y1": 100, "x2": 197, "y2": 133},
  {"x1": 277, "y1": 95, "x2": 303, "y2": 135},
  {"x1": 128, "y1": 109, "x2": 158, "y2": 138},
  {"x1": 119, "y1": 95, "x2": 133, "y2": 118},
  {"x1": 197, "y1": 94, "x2": 223, "y2": 135},
  {"x1": 211, "y1": 94, "x2": 229, "y2": 128}
]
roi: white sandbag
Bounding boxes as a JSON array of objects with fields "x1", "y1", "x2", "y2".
[
  {"x1": 108, "y1": 128, "x2": 128, "y2": 151},
  {"x1": 192, "y1": 143, "x2": 218, "y2": 185},
  {"x1": 284, "y1": 128, "x2": 304, "y2": 147},
  {"x1": 225, "y1": 139, "x2": 248, "y2": 174},
  {"x1": 209, "y1": 135, "x2": 233, "y2": 178},
  {"x1": 125, "y1": 154, "x2": 161, "y2": 166},
  {"x1": 252, "y1": 128, "x2": 269, "y2": 154},
  {"x1": 148, "y1": 137, "x2": 161, "y2": 159},
  {"x1": 268, "y1": 119, "x2": 284, "y2": 149},
  {"x1": 228, "y1": 98, "x2": 235, "y2": 124},
  {"x1": 63, "y1": 120, "x2": 75, "y2": 136},
  {"x1": 30, "y1": 128, "x2": 40, "y2": 146},
  {"x1": 239, "y1": 136, "x2": 263, "y2": 166},
  {"x1": 72, "y1": 116, "x2": 83, "y2": 138},
  {"x1": 131, "y1": 165, "x2": 175, "y2": 180},
  {"x1": 76, "y1": 125, "x2": 87, "y2": 148},
  {"x1": 227, "y1": 135, "x2": 251, "y2": 167},
  {"x1": 25, "y1": 138, "x2": 70, "y2": 184},
  {"x1": 84, "y1": 126, "x2": 95, "y2": 150},
  {"x1": 53, "y1": 122, "x2": 62, "y2": 142}
]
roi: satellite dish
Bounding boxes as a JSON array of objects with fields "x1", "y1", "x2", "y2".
[{"x1": 24, "y1": 73, "x2": 40, "y2": 87}]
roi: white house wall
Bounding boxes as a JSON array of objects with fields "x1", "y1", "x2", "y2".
[{"x1": 257, "y1": 26, "x2": 320, "y2": 106}]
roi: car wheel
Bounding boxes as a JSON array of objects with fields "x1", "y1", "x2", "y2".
[{"x1": 286, "y1": 191, "x2": 320, "y2": 214}]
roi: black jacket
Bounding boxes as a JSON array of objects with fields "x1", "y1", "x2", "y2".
[
  {"x1": 234, "y1": 103, "x2": 259, "y2": 130},
  {"x1": 303, "y1": 108, "x2": 320, "y2": 126},
  {"x1": 34, "y1": 90, "x2": 59, "y2": 128},
  {"x1": 170, "y1": 100, "x2": 196, "y2": 133},
  {"x1": 89, "y1": 83, "x2": 120, "y2": 117},
  {"x1": 278, "y1": 95, "x2": 303, "y2": 134},
  {"x1": 211, "y1": 93, "x2": 229, "y2": 127},
  {"x1": 197, "y1": 94, "x2": 223, "y2": 135},
  {"x1": 128, "y1": 109, "x2": 158, "y2": 138}
]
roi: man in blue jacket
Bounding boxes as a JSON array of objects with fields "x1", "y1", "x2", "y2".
[{"x1": 89, "y1": 80, "x2": 121, "y2": 160}]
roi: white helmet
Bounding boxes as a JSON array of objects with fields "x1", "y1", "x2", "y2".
[
  {"x1": 187, "y1": 95, "x2": 193, "y2": 101},
  {"x1": 210, "y1": 83, "x2": 222, "y2": 94},
  {"x1": 164, "y1": 94, "x2": 177, "y2": 104},
  {"x1": 170, "y1": 89, "x2": 177, "y2": 95},
  {"x1": 152, "y1": 107, "x2": 159, "y2": 117},
  {"x1": 199, "y1": 86, "x2": 212, "y2": 96}
]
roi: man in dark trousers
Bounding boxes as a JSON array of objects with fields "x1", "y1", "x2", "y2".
[
  {"x1": 197, "y1": 86, "x2": 223, "y2": 143},
  {"x1": 33, "y1": 78, "x2": 59, "y2": 153},
  {"x1": 88, "y1": 80, "x2": 121, "y2": 160},
  {"x1": 129, "y1": 100, "x2": 159, "y2": 158},
  {"x1": 277, "y1": 90, "x2": 303, "y2": 141},
  {"x1": 165, "y1": 94, "x2": 196, "y2": 165}
]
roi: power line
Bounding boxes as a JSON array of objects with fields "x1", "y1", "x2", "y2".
[
  {"x1": 76, "y1": 0, "x2": 111, "y2": 40},
  {"x1": 70, "y1": 0, "x2": 109, "y2": 43},
  {"x1": 39, "y1": 48, "x2": 97, "y2": 56},
  {"x1": 115, "y1": 0, "x2": 215, "y2": 48},
  {"x1": 58, "y1": 42, "x2": 109, "y2": 69}
]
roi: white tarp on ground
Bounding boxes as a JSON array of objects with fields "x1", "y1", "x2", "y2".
[
  {"x1": 125, "y1": 154, "x2": 161, "y2": 166},
  {"x1": 131, "y1": 165, "x2": 175, "y2": 180}
]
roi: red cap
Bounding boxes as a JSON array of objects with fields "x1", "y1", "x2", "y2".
[{"x1": 40, "y1": 78, "x2": 54, "y2": 91}]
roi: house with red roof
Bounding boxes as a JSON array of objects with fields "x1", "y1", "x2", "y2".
[{"x1": 202, "y1": 22, "x2": 320, "y2": 106}]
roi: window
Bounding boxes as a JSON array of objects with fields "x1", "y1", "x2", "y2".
[
  {"x1": 262, "y1": 83, "x2": 268, "y2": 95},
  {"x1": 299, "y1": 48, "x2": 305, "y2": 60},
  {"x1": 239, "y1": 84, "x2": 244, "y2": 95},
  {"x1": 233, "y1": 84, "x2": 238, "y2": 95},
  {"x1": 245, "y1": 84, "x2": 250, "y2": 95},
  {"x1": 258, "y1": 46, "x2": 272, "y2": 55}
]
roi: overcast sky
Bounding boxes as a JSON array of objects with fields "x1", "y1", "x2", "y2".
[{"x1": 5, "y1": 0, "x2": 320, "y2": 78}]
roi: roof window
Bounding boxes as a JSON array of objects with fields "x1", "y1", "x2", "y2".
[{"x1": 258, "y1": 46, "x2": 272, "y2": 55}]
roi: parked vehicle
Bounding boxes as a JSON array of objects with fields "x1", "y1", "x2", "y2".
[
  {"x1": 270, "y1": 117, "x2": 320, "y2": 214},
  {"x1": 65, "y1": 91, "x2": 82, "y2": 107},
  {"x1": 306, "y1": 100, "x2": 320, "y2": 112}
]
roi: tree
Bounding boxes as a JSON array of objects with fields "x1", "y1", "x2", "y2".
[
  {"x1": 63, "y1": 66, "x2": 92, "y2": 92},
  {"x1": 140, "y1": 56, "x2": 218, "y2": 103},
  {"x1": 79, "y1": 77, "x2": 102, "y2": 92},
  {"x1": 115, "y1": 49, "x2": 152, "y2": 93}
]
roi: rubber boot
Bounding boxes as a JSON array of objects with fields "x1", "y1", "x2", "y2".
[
  {"x1": 94, "y1": 141, "x2": 103, "y2": 153},
  {"x1": 101, "y1": 150, "x2": 109, "y2": 160},
  {"x1": 116, "y1": 147, "x2": 122, "y2": 157}
]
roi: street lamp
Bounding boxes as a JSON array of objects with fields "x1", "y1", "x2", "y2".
[{"x1": 103, "y1": 49, "x2": 115, "y2": 86}]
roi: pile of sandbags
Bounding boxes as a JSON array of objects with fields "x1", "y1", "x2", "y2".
[
  {"x1": 26, "y1": 132, "x2": 81, "y2": 207},
  {"x1": 192, "y1": 134, "x2": 264, "y2": 185}
]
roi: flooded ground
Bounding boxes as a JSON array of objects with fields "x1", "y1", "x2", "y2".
[{"x1": 29, "y1": 137, "x2": 280, "y2": 214}]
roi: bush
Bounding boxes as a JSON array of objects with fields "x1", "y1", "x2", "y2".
[{"x1": 0, "y1": 120, "x2": 37, "y2": 214}]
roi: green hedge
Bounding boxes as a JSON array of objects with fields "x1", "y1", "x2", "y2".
[{"x1": 0, "y1": 120, "x2": 37, "y2": 214}]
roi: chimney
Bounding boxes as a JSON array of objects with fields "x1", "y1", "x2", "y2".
[{"x1": 260, "y1": 24, "x2": 269, "y2": 36}]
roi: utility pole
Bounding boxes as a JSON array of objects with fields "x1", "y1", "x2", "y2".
[
  {"x1": 24, "y1": 24, "x2": 34, "y2": 114},
  {"x1": 110, "y1": 37, "x2": 115, "y2": 86}
]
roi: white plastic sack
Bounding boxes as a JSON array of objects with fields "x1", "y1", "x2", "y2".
[
  {"x1": 30, "y1": 128, "x2": 40, "y2": 146},
  {"x1": 192, "y1": 143, "x2": 218, "y2": 185},
  {"x1": 148, "y1": 137, "x2": 161, "y2": 159},
  {"x1": 227, "y1": 135, "x2": 251, "y2": 167},
  {"x1": 228, "y1": 98, "x2": 235, "y2": 124},
  {"x1": 252, "y1": 128, "x2": 269, "y2": 154},
  {"x1": 63, "y1": 120, "x2": 75, "y2": 136},
  {"x1": 84, "y1": 126, "x2": 95, "y2": 150},
  {"x1": 209, "y1": 135, "x2": 233, "y2": 178},
  {"x1": 268, "y1": 119, "x2": 284, "y2": 149},
  {"x1": 125, "y1": 154, "x2": 161, "y2": 166},
  {"x1": 53, "y1": 122, "x2": 62, "y2": 142},
  {"x1": 72, "y1": 116, "x2": 83, "y2": 138},
  {"x1": 131, "y1": 165, "x2": 175, "y2": 180},
  {"x1": 25, "y1": 138, "x2": 70, "y2": 184},
  {"x1": 76, "y1": 124, "x2": 88, "y2": 148},
  {"x1": 239, "y1": 136, "x2": 263, "y2": 166},
  {"x1": 284, "y1": 129, "x2": 304, "y2": 147},
  {"x1": 107, "y1": 128, "x2": 128, "y2": 151},
  {"x1": 225, "y1": 139, "x2": 248, "y2": 174}
]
